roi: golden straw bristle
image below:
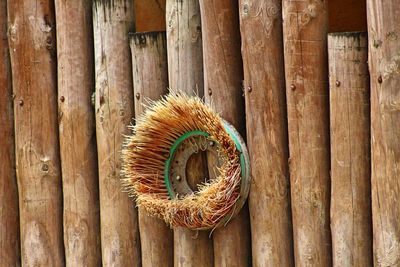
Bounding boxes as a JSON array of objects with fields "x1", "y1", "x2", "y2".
[{"x1": 121, "y1": 93, "x2": 241, "y2": 229}]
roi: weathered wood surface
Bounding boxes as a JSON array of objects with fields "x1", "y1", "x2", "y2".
[
  {"x1": 166, "y1": 1, "x2": 213, "y2": 266},
  {"x1": 7, "y1": 0, "x2": 64, "y2": 265},
  {"x1": 367, "y1": 1, "x2": 400, "y2": 265},
  {"x1": 282, "y1": 0, "x2": 331, "y2": 266},
  {"x1": 166, "y1": 0, "x2": 203, "y2": 96},
  {"x1": 328, "y1": 32, "x2": 372, "y2": 267},
  {"x1": 93, "y1": 1, "x2": 141, "y2": 266},
  {"x1": 134, "y1": 0, "x2": 166, "y2": 32},
  {"x1": 130, "y1": 31, "x2": 173, "y2": 267},
  {"x1": 55, "y1": 1, "x2": 101, "y2": 266},
  {"x1": 239, "y1": 0, "x2": 294, "y2": 266},
  {"x1": 199, "y1": 0, "x2": 251, "y2": 266},
  {"x1": 0, "y1": 0, "x2": 20, "y2": 265}
]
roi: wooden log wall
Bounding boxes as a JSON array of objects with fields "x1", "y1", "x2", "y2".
[
  {"x1": 55, "y1": 1, "x2": 101, "y2": 266},
  {"x1": 367, "y1": 0, "x2": 400, "y2": 265},
  {"x1": 239, "y1": 0, "x2": 294, "y2": 266},
  {"x1": 328, "y1": 32, "x2": 372, "y2": 267},
  {"x1": 8, "y1": 1, "x2": 64, "y2": 265},
  {"x1": 130, "y1": 31, "x2": 173, "y2": 267},
  {"x1": 0, "y1": 0, "x2": 19, "y2": 264},
  {"x1": 199, "y1": 0, "x2": 251, "y2": 266},
  {"x1": 166, "y1": 0, "x2": 211, "y2": 265},
  {"x1": 3, "y1": 0, "x2": 400, "y2": 266},
  {"x1": 93, "y1": 1, "x2": 141, "y2": 266},
  {"x1": 166, "y1": 1, "x2": 213, "y2": 266},
  {"x1": 282, "y1": 1, "x2": 332, "y2": 266}
]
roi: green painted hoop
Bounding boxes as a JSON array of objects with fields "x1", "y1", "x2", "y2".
[
  {"x1": 163, "y1": 123, "x2": 249, "y2": 201},
  {"x1": 164, "y1": 130, "x2": 210, "y2": 198}
]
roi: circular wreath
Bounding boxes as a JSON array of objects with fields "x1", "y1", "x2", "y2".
[{"x1": 121, "y1": 94, "x2": 250, "y2": 230}]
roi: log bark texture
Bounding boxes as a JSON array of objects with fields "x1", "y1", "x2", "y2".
[
  {"x1": 93, "y1": 1, "x2": 141, "y2": 266},
  {"x1": 130, "y1": 31, "x2": 173, "y2": 267},
  {"x1": 328, "y1": 32, "x2": 372, "y2": 267},
  {"x1": 0, "y1": 0, "x2": 20, "y2": 264},
  {"x1": 7, "y1": 0, "x2": 64, "y2": 265},
  {"x1": 239, "y1": 0, "x2": 294, "y2": 266},
  {"x1": 166, "y1": 1, "x2": 213, "y2": 266},
  {"x1": 166, "y1": 0, "x2": 203, "y2": 96},
  {"x1": 367, "y1": 1, "x2": 400, "y2": 265},
  {"x1": 199, "y1": 0, "x2": 251, "y2": 266},
  {"x1": 282, "y1": 0, "x2": 332, "y2": 266},
  {"x1": 55, "y1": 1, "x2": 101, "y2": 266}
]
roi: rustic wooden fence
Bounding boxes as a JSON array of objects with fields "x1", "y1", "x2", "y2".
[{"x1": 1, "y1": 0, "x2": 399, "y2": 266}]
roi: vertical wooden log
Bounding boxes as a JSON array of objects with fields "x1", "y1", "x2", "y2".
[
  {"x1": 166, "y1": 1, "x2": 213, "y2": 266},
  {"x1": 93, "y1": 1, "x2": 141, "y2": 266},
  {"x1": 55, "y1": 1, "x2": 101, "y2": 266},
  {"x1": 7, "y1": 0, "x2": 64, "y2": 265},
  {"x1": 282, "y1": 0, "x2": 331, "y2": 266},
  {"x1": 166, "y1": 0, "x2": 203, "y2": 95},
  {"x1": 199, "y1": 1, "x2": 251, "y2": 266},
  {"x1": 239, "y1": 0, "x2": 294, "y2": 266},
  {"x1": 0, "y1": 0, "x2": 20, "y2": 265},
  {"x1": 328, "y1": 32, "x2": 372, "y2": 267},
  {"x1": 130, "y1": 31, "x2": 173, "y2": 267},
  {"x1": 367, "y1": 1, "x2": 400, "y2": 265}
]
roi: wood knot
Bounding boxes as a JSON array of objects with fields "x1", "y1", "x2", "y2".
[{"x1": 41, "y1": 163, "x2": 49, "y2": 172}]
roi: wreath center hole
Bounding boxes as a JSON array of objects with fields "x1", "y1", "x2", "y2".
[{"x1": 185, "y1": 150, "x2": 210, "y2": 193}]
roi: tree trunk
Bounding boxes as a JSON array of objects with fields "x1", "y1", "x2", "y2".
[
  {"x1": 130, "y1": 31, "x2": 173, "y2": 267},
  {"x1": 239, "y1": 0, "x2": 294, "y2": 266},
  {"x1": 7, "y1": 0, "x2": 64, "y2": 265},
  {"x1": 367, "y1": 1, "x2": 400, "y2": 265},
  {"x1": 93, "y1": 1, "x2": 141, "y2": 266},
  {"x1": 199, "y1": 0, "x2": 251, "y2": 266},
  {"x1": 55, "y1": 1, "x2": 101, "y2": 266},
  {"x1": 328, "y1": 32, "x2": 372, "y2": 267},
  {"x1": 166, "y1": 1, "x2": 213, "y2": 266},
  {"x1": 0, "y1": 0, "x2": 20, "y2": 265},
  {"x1": 282, "y1": 0, "x2": 332, "y2": 266}
]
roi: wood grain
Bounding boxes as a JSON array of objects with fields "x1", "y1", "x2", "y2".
[
  {"x1": 0, "y1": 0, "x2": 20, "y2": 265},
  {"x1": 55, "y1": 1, "x2": 101, "y2": 266},
  {"x1": 328, "y1": 32, "x2": 372, "y2": 267},
  {"x1": 166, "y1": 1, "x2": 213, "y2": 266},
  {"x1": 282, "y1": 0, "x2": 332, "y2": 266},
  {"x1": 93, "y1": 1, "x2": 141, "y2": 266},
  {"x1": 7, "y1": 0, "x2": 64, "y2": 265},
  {"x1": 199, "y1": 0, "x2": 251, "y2": 266},
  {"x1": 239, "y1": 0, "x2": 294, "y2": 266},
  {"x1": 367, "y1": 1, "x2": 400, "y2": 265},
  {"x1": 166, "y1": 0, "x2": 203, "y2": 96},
  {"x1": 130, "y1": 31, "x2": 173, "y2": 267}
]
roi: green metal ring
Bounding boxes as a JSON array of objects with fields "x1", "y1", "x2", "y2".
[
  {"x1": 164, "y1": 130, "x2": 210, "y2": 198},
  {"x1": 164, "y1": 123, "x2": 247, "y2": 199}
]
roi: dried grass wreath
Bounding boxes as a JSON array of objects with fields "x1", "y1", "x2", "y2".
[{"x1": 121, "y1": 94, "x2": 250, "y2": 230}]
